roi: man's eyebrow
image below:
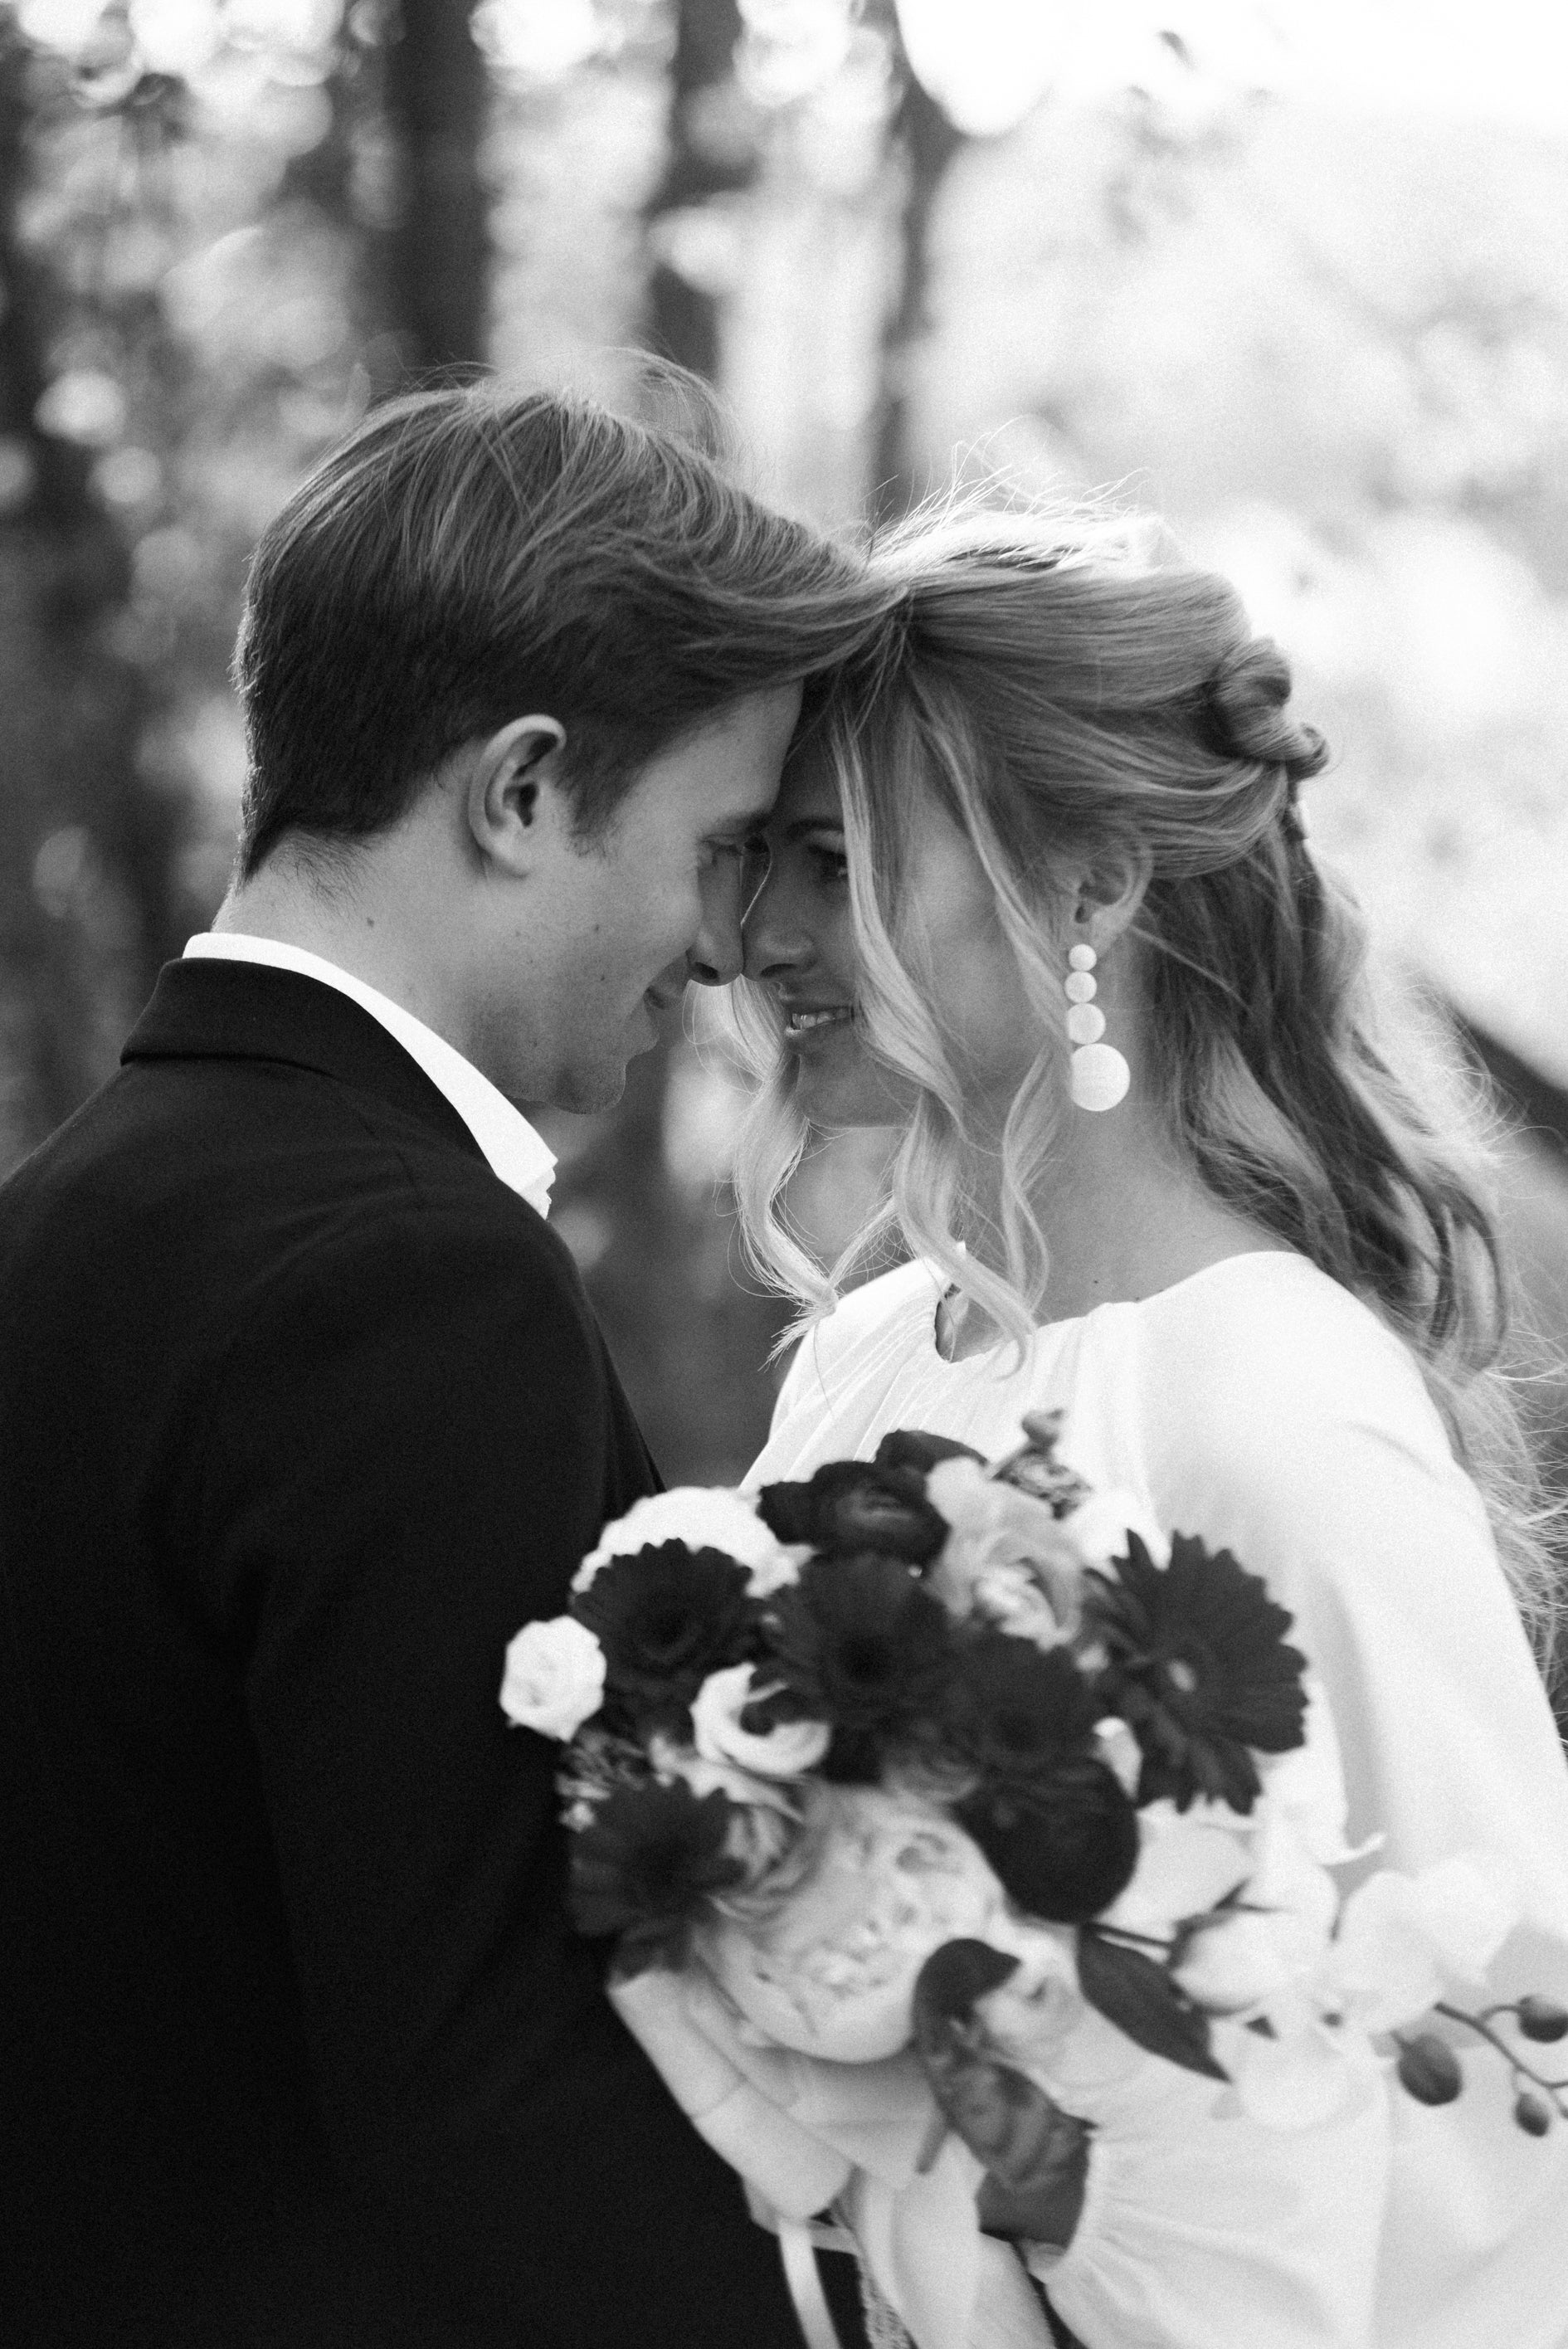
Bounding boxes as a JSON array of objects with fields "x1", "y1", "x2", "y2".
[{"x1": 704, "y1": 806, "x2": 776, "y2": 841}]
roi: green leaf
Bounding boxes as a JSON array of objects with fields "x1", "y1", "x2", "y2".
[
  {"x1": 1075, "y1": 1929, "x2": 1229, "y2": 2082},
  {"x1": 913, "y1": 1940, "x2": 1092, "y2": 2252}
]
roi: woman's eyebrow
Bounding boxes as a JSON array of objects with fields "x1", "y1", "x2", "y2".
[{"x1": 784, "y1": 816, "x2": 845, "y2": 840}]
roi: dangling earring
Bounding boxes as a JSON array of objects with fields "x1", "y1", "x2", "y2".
[{"x1": 1065, "y1": 943, "x2": 1130, "y2": 1112}]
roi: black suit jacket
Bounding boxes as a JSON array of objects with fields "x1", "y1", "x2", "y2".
[{"x1": 0, "y1": 958, "x2": 822, "y2": 2348}]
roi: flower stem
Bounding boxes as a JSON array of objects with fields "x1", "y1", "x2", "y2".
[
  {"x1": 1089, "y1": 1924, "x2": 1175, "y2": 1955},
  {"x1": 1433, "y1": 2002, "x2": 1568, "y2": 2108}
]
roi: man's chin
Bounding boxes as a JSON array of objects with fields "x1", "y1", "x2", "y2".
[{"x1": 552, "y1": 1060, "x2": 628, "y2": 1117}]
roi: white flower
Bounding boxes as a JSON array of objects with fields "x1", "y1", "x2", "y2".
[
  {"x1": 1101, "y1": 1797, "x2": 1256, "y2": 1942},
  {"x1": 1108, "y1": 1787, "x2": 1340, "y2": 2019},
  {"x1": 1323, "y1": 1854, "x2": 1519, "y2": 2034},
  {"x1": 1094, "y1": 1716, "x2": 1143, "y2": 1797},
  {"x1": 1203, "y1": 1848, "x2": 1519, "y2": 2127},
  {"x1": 647, "y1": 1732, "x2": 797, "y2": 1816},
  {"x1": 571, "y1": 1487, "x2": 801, "y2": 1596},
  {"x1": 698, "y1": 1786, "x2": 1007, "y2": 2062},
  {"x1": 1173, "y1": 1837, "x2": 1339, "y2": 2016},
  {"x1": 1058, "y1": 1487, "x2": 1170, "y2": 1572},
  {"x1": 1117, "y1": 1686, "x2": 1359, "y2": 2018},
  {"x1": 924, "y1": 1458, "x2": 1084, "y2": 1642},
  {"x1": 691, "y1": 1662, "x2": 831, "y2": 1781},
  {"x1": 499, "y1": 1616, "x2": 606, "y2": 1740},
  {"x1": 1255, "y1": 1682, "x2": 1377, "y2": 1868},
  {"x1": 1218, "y1": 2010, "x2": 1385, "y2": 2131}
]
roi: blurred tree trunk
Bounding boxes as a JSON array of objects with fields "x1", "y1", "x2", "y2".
[
  {"x1": 383, "y1": 0, "x2": 488, "y2": 374},
  {"x1": 644, "y1": 0, "x2": 747, "y2": 378},
  {"x1": 558, "y1": 0, "x2": 784, "y2": 1484},
  {"x1": 0, "y1": 25, "x2": 178, "y2": 1165},
  {"x1": 870, "y1": 23, "x2": 962, "y2": 522}
]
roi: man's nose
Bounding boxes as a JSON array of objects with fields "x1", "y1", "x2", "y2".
[{"x1": 687, "y1": 860, "x2": 746, "y2": 987}]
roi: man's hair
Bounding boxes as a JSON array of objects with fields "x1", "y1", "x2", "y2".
[{"x1": 231, "y1": 374, "x2": 897, "y2": 878}]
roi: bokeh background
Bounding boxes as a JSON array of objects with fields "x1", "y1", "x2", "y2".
[{"x1": 2, "y1": 0, "x2": 1566, "y2": 1489}]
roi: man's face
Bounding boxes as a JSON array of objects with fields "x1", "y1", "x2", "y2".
[{"x1": 473, "y1": 685, "x2": 801, "y2": 1112}]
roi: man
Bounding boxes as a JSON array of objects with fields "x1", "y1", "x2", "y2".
[{"x1": 0, "y1": 383, "x2": 891, "y2": 2346}]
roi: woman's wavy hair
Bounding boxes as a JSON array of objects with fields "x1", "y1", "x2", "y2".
[{"x1": 721, "y1": 499, "x2": 1561, "y2": 1663}]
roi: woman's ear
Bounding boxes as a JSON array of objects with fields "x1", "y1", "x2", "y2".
[
  {"x1": 1069, "y1": 844, "x2": 1152, "y2": 954},
  {"x1": 466, "y1": 715, "x2": 567, "y2": 874}
]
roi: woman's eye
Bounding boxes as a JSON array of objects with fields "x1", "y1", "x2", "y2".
[{"x1": 811, "y1": 846, "x2": 849, "y2": 887}]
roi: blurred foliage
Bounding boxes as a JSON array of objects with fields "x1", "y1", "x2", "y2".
[{"x1": 1, "y1": 0, "x2": 1566, "y2": 1484}]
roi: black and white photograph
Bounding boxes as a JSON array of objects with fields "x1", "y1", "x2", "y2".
[{"x1": 3, "y1": 3, "x2": 1568, "y2": 2345}]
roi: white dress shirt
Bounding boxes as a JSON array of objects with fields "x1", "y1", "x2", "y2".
[{"x1": 183, "y1": 932, "x2": 556, "y2": 1219}]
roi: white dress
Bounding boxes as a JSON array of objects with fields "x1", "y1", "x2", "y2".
[{"x1": 747, "y1": 1251, "x2": 1568, "y2": 2349}]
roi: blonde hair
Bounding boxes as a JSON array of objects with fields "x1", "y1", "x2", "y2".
[{"x1": 723, "y1": 500, "x2": 1562, "y2": 1664}]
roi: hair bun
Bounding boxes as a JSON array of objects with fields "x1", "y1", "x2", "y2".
[{"x1": 1205, "y1": 639, "x2": 1328, "y2": 782}]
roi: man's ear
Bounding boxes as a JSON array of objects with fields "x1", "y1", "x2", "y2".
[{"x1": 466, "y1": 715, "x2": 567, "y2": 874}]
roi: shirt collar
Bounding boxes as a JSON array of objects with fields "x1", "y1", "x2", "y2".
[{"x1": 183, "y1": 933, "x2": 556, "y2": 1218}]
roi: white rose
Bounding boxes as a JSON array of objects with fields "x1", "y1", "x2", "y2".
[
  {"x1": 571, "y1": 1488, "x2": 801, "y2": 1596},
  {"x1": 499, "y1": 1616, "x2": 606, "y2": 1740},
  {"x1": 690, "y1": 1663, "x2": 831, "y2": 1781}
]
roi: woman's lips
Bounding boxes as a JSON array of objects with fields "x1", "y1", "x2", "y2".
[{"x1": 782, "y1": 1005, "x2": 853, "y2": 1043}]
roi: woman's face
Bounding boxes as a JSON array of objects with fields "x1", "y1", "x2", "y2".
[{"x1": 742, "y1": 752, "x2": 1041, "y2": 1131}]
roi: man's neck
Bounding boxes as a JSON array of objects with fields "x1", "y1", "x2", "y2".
[{"x1": 213, "y1": 851, "x2": 456, "y2": 1043}]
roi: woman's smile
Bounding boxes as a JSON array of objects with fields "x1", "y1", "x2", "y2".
[{"x1": 781, "y1": 1002, "x2": 855, "y2": 1044}]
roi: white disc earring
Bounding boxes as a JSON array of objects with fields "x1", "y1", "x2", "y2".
[{"x1": 1064, "y1": 943, "x2": 1130, "y2": 1112}]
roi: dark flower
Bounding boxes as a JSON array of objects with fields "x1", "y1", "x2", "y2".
[
  {"x1": 873, "y1": 1429, "x2": 987, "y2": 1477},
  {"x1": 572, "y1": 1542, "x2": 756, "y2": 1719},
  {"x1": 1085, "y1": 1532, "x2": 1308, "y2": 1811},
  {"x1": 957, "y1": 1758, "x2": 1141, "y2": 1923},
  {"x1": 991, "y1": 1410, "x2": 1093, "y2": 1515},
  {"x1": 568, "y1": 1781, "x2": 745, "y2": 1977},
  {"x1": 769, "y1": 1552, "x2": 957, "y2": 1781},
  {"x1": 757, "y1": 1459, "x2": 949, "y2": 1566},
  {"x1": 946, "y1": 1634, "x2": 1103, "y2": 1787}
]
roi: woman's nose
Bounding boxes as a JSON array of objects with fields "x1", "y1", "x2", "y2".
[{"x1": 741, "y1": 864, "x2": 814, "y2": 983}]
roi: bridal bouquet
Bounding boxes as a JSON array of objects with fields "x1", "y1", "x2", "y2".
[{"x1": 501, "y1": 1416, "x2": 1566, "y2": 2348}]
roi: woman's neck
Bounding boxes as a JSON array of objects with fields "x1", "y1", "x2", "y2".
[{"x1": 943, "y1": 1089, "x2": 1292, "y2": 1358}]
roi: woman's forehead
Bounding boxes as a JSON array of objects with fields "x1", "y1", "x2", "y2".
[{"x1": 772, "y1": 753, "x2": 844, "y2": 825}]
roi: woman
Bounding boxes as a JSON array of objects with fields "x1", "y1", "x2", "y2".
[{"x1": 727, "y1": 507, "x2": 1568, "y2": 2349}]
